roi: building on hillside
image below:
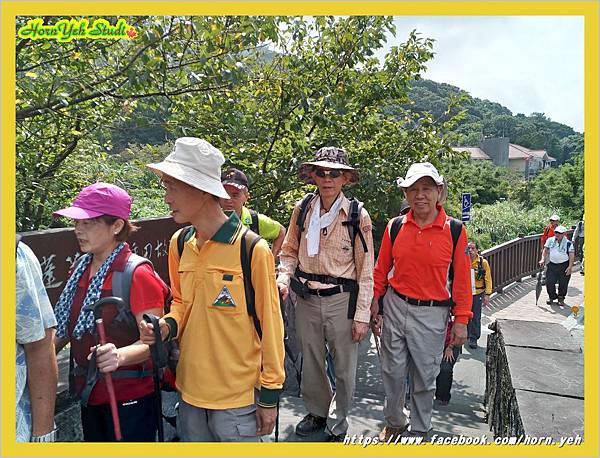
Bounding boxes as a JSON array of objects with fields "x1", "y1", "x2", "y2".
[{"x1": 452, "y1": 136, "x2": 556, "y2": 179}]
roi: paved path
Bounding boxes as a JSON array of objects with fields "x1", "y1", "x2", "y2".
[
  {"x1": 55, "y1": 266, "x2": 584, "y2": 442},
  {"x1": 273, "y1": 265, "x2": 585, "y2": 442}
]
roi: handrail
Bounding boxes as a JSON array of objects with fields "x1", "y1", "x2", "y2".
[
  {"x1": 18, "y1": 216, "x2": 574, "y2": 302},
  {"x1": 482, "y1": 230, "x2": 574, "y2": 294}
]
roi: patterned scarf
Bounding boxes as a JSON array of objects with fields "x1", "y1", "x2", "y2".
[{"x1": 55, "y1": 242, "x2": 125, "y2": 340}]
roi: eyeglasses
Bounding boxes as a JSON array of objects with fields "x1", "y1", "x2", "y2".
[{"x1": 314, "y1": 168, "x2": 343, "y2": 179}]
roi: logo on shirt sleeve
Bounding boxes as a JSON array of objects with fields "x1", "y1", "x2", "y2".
[{"x1": 212, "y1": 285, "x2": 236, "y2": 307}]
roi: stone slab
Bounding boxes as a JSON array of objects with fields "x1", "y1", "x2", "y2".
[
  {"x1": 514, "y1": 390, "x2": 584, "y2": 440},
  {"x1": 497, "y1": 319, "x2": 581, "y2": 352},
  {"x1": 504, "y1": 346, "x2": 584, "y2": 398}
]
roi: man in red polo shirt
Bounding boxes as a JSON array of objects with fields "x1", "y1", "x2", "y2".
[{"x1": 370, "y1": 162, "x2": 472, "y2": 440}]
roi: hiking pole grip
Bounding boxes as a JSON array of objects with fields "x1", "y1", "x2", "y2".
[{"x1": 96, "y1": 318, "x2": 123, "y2": 441}]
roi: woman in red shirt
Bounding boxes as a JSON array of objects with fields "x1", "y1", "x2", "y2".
[{"x1": 53, "y1": 183, "x2": 167, "y2": 442}]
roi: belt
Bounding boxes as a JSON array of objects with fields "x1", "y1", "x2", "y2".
[
  {"x1": 393, "y1": 289, "x2": 451, "y2": 307},
  {"x1": 307, "y1": 285, "x2": 346, "y2": 297}
]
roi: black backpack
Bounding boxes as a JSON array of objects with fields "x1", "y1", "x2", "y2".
[
  {"x1": 389, "y1": 214, "x2": 463, "y2": 289},
  {"x1": 176, "y1": 225, "x2": 264, "y2": 339},
  {"x1": 296, "y1": 192, "x2": 368, "y2": 253}
]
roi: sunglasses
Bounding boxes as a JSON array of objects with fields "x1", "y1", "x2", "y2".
[{"x1": 314, "y1": 168, "x2": 343, "y2": 179}]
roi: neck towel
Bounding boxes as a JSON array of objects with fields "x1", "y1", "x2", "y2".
[{"x1": 306, "y1": 194, "x2": 343, "y2": 257}]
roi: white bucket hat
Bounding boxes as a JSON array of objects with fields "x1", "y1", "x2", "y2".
[
  {"x1": 147, "y1": 137, "x2": 230, "y2": 199},
  {"x1": 397, "y1": 162, "x2": 444, "y2": 188}
]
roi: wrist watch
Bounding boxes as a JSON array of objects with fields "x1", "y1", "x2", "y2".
[{"x1": 31, "y1": 428, "x2": 57, "y2": 442}]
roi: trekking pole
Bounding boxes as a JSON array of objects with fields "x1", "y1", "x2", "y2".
[
  {"x1": 95, "y1": 317, "x2": 123, "y2": 441},
  {"x1": 374, "y1": 332, "x2": 381, "y2": 360},
  {"x1": 275, "y1": 400, "x2": 280, "y2": 442},
  {"x1": 87, "y1": 296, "x2": 130, "y2": 441},
  {"x1": 143, "y1": 313, "x2": 167, "y2": 442}
]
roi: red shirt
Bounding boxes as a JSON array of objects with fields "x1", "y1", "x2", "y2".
[
  {"x1": 541, "y1": 225, "x2": 555, "y2": 247},
  {"x1": 373, "y1": 206, "x2": 473, "y2": 325},
  {"x1": 68, "y1": 245, "x2": 166, "y2": 405}
]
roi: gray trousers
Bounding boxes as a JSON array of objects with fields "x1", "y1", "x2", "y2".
[
  {"x1": 177, "y1": 399, "x2": 262, "y2": 442},
  {"x1": 380, "y1": 288, "x2": 449, "y2": 433},
  {"x1": 296, "y1": 292, "x2": 358, "y2": 436}
]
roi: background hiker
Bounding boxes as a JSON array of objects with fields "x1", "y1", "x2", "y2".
[
  {"x1": 277, "y1": 146, "x2": 374, "y2": 442},
  {"x1": 434, "y1": 317, "x2": 461, "y2": 406},
  {"x1": 539, "y1": 225, "x2": 574, "y2": 307},
  {"x1": 370, "y1": 162, "x2": 472, "y2": 441},
  {"x1": 142, "y1": 137, "x2": 285, "y2": 442},
  {"x1": 467, "y1": 241, "x2": 493, "y2": 349},
  {"x1": 219, "y1": 167, "x2": 287, "y2": 257},
  {"x1": 52, "y1": 183, "x2": 169, "y2": 442},
  {"x1": 16, "y1": 241, "x2": 58, "y2": 442}
]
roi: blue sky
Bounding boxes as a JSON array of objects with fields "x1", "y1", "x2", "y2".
[{"x1": 377, "y1": 16, "x2": 584, "y2": 133}]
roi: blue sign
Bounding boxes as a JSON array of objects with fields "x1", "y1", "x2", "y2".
[
  {"x1": 461, "y1": 193, "x2": 472, "y2": 213},
  {"x1": 461, "y1": 192, "x2": 471, "y2": 222}
]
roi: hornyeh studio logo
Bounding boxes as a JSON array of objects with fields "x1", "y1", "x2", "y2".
[{"x1": 17, "y1": 18, "x2": 138, "y2": 42}]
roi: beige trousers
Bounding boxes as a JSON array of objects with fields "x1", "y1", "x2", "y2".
[{"x1": 296, "y1": 291, "x2": 358, "y2": 436}]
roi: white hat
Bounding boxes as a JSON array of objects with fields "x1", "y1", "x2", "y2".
[
  {"x1": 398, "y1": 162, "x2": 444, "y2": 188},
  {"x1": 549, "y1": 214, "x2": 560, "y2": 221},
  {"x1": 554, "y1": 225, "x2": 567, "y2": 233},
  {"x1": 147, "y1": 137, "x2": 230, "y2": 199}
]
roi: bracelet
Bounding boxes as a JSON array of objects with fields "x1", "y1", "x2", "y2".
[{"x1": 31, "y1": 428, "x2": 57, "y2": 442}]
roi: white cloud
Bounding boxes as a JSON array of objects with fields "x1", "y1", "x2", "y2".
[{"x1": 379, "y1": 16, "x2": 584, "y2": 132}]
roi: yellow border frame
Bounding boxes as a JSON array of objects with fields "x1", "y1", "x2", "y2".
[{"x1": 2, "y1": 2, "x2": 598, "y2": 457}]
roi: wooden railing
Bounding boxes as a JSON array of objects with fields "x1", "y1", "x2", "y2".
[
  {"x1": 482, "y1": 230, "x2": 574, "y2": 294},
  {"x1": 18, "y1": 216, "x2": 573, "y2": 302}
]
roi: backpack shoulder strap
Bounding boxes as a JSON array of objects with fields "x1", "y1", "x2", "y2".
[
  {"x1": 448, "y1": 217, "x2": 463, "y2": 257},
  {"x1": 240, "y1": 228, "x2": 263, "y2": 340},
  {"x1": 446, "y1": 217, "x2": 464, "y2": 288},
  {"x1": 343, "y1": 198, "x2": 368, "y2": 252},
  {"x1": 389, "y1": 215, "x2": 405, "y2": 247},
  {"x1": 112, "y1": 253, "x2": 153, "y2": 310},
  {"x1": 296, "y1": 192, "x2": 317, "y2": 238},
  {"x1": 176, "y1": 225, "x2": 194, "y2": 260},
  {"x1": 16, "y1": 234, "x2": 22, "y2": 253},
  {"x1": 248, "y1": 209, "x2": 260, "y2": 235}
]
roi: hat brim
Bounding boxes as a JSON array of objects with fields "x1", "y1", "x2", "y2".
[
  {"x1": 297, "y1": 163, "x2": 359, "y2": 185},
  {"x1": 147, "y1": 161, "x2": 231, "y2": 199},
  {"x1": 53, "y1": 206, "x2": 105, "y2": 220},
  {"x1": 398, "y1": 173, "x2": 444, "y2": 189},
  {"x1": 300, "y1": 160, "x2": 355, "y2": 171},
  {"x1": 222, "y1": 181, "x2": 248, "y2": 191}
]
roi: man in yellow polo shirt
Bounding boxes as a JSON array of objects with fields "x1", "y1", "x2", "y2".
[
  {"x1": 142, "y1": 137, "x2": 285, "y2": 442},
  {"x1": 467, "y1": 242, "x2": 492, "y2": 349},
  {"x1": 219, "y1": 168, "x2": 286, "y2": 257}
]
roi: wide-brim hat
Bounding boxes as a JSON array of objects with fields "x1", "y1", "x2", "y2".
[
  {"x1": 298, "y1": 146, "x2": 359, "y2": 185},
  {"x1": 147, "y1": 137, "x2": 230, "y2": 199},
  {"x1": 398, "y1": 162, "x2": 444, "y2": 189}
]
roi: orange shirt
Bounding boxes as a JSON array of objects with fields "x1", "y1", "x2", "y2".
[
  {"x1": 541, "y1": 225, "x2": 555, "y2": 247},
  {"x1": 373, "y1": 206, "x2": 473, "y2": 325}
]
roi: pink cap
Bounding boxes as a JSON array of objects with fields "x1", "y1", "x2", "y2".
[{"x1": 53, "y1": 182, "x2": 132, "y2": 220}]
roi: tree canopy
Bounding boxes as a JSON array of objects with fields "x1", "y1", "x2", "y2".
[{"x1": 16, "y1": 16, "x2": 464, "y2": 235}]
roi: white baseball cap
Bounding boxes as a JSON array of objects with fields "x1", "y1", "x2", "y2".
[
  {"x1": 554, "y1": 225, "x2": 567, "y2": 233},
  {"x1": 549, "y1": 214, "x2": 560, "y2": 221},
  {"x1": 397, "y1": 162, "x2": 444, "y2": 188}
]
